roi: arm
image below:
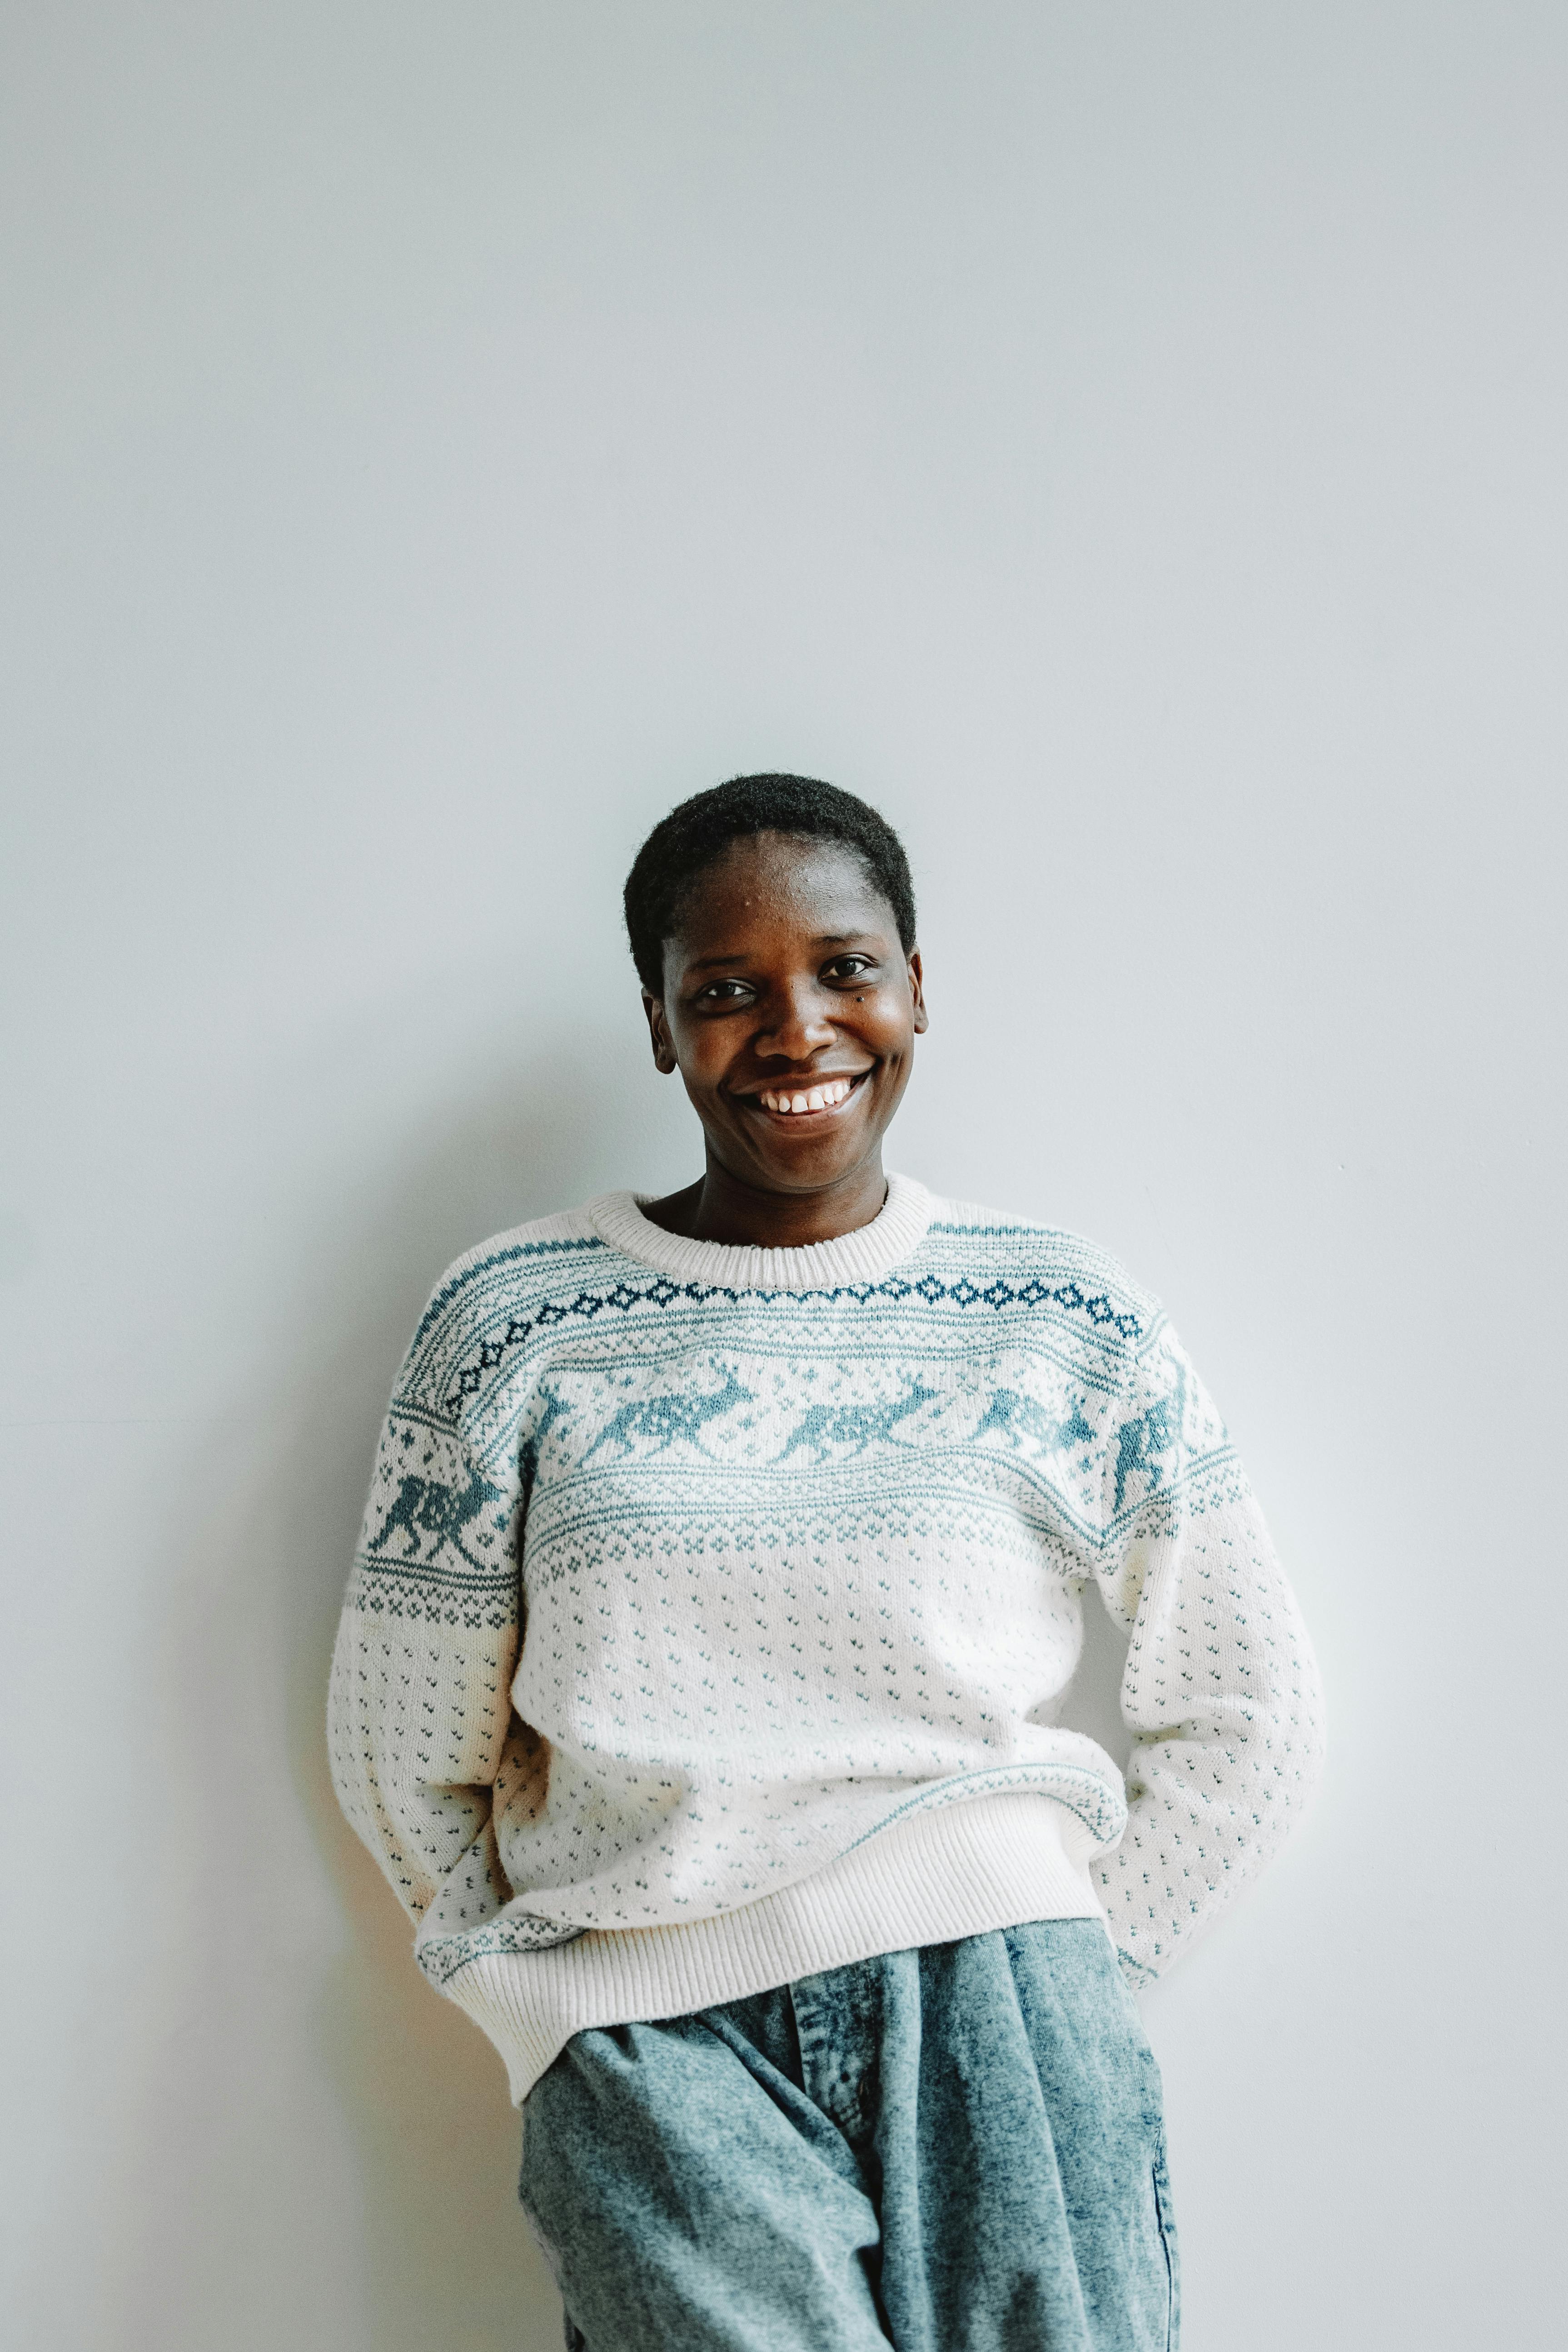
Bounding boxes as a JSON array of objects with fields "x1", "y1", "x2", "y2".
[
  {"x1": 1090, "y1": 1319, "x2": 1326, "y2": 1986},
  {"x1": 327, "y1": 1395, "x2": 521, "y2": 1934}
]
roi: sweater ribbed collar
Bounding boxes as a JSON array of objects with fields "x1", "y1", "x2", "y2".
[{"x1": 587, "y1": 1172, "x2": 933, "y2": 1293}]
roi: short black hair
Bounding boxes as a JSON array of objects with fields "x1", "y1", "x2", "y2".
[{"x1": 623, "y1": 773, "x2": 917, "y2": 996}]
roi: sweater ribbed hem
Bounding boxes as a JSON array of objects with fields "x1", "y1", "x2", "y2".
[
  {"x1": 586, "y1": 1172, "x2": 933, "y2": 1292},
  {"x1": 440, "y1": 1790, "x2": 1109, "y2": 2104}
]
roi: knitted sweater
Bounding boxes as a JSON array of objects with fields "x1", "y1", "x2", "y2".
[{"x1": 328, "y1": 1175, "x2": 1324, "y2": 2103}]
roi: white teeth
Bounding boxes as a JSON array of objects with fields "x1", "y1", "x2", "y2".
[{"x1": 758, "y1": 1075, "x2": 856, "y2": 1114}]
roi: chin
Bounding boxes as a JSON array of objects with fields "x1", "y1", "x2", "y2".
[{"x1": 749, "y1": 1141, "x2": 877, "y2": 1190}]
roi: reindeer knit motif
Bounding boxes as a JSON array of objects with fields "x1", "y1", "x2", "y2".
[{"x1": 328, "y1": 1175, "x2": 1324, "y2": 2104}]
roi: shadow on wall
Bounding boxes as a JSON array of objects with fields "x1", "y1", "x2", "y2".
[
  {"x1": 295, "y1": 1052, "x2": 632, "y2": 2350},
  {"x1": 110, "y1": 1031, "x2": 1130, "y2": 2352},
  {"x1": 115, "y1": 1044, "x2": 647, "y2": 2352}
]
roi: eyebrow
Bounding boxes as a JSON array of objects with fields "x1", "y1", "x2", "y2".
[{"x1": 682, "y1": 931, "x2": 883, "y2": 973}]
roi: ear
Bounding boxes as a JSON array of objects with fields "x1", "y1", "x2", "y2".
[
  {"x1": 907, "y1": 947, "x2": 929, "y2": 1034},
  {"x1": 642, "y1": 990, "x2": 679, "y2": 1074}
]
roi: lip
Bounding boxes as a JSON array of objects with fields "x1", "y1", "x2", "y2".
[{"x1": 731, "y1": 1068, "x2": 874, "y2": 1124}]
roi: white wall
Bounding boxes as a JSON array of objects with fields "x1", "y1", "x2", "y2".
[{"x1": 4, "y1": 5, "x2": 1563, "y2": 2346}]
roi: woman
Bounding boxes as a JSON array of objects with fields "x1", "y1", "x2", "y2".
[{"x1": 329, "y1": 773, "x2": 1325, "y2": 2351}]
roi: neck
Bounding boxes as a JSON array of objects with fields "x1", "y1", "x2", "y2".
[{"x1": 645, "y1": 1151, "x2": 890, "y2": 1250}]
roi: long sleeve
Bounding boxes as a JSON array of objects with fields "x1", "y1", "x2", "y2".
[
  {"x1": 1088, "y1": 1319, "x2": 1326, "y2": 1986},
  {"x1": 327, "y1": 1388, "x2": 522, "y2": 1932}
]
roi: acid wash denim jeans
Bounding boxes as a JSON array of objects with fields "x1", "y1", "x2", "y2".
[{"x1": 519, "y1": 1917, "x2": 1179, "y2": 2352}]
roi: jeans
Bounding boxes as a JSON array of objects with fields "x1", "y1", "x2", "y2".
[{"x1": 519, "y1": 1917, "x2": 1179, "y2": 2351}]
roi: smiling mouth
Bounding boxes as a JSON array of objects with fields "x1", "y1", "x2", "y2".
[{"x1": 745, "y1": 1071, "x2": 870, "y2": 1119}]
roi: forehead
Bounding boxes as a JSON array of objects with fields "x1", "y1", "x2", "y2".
[{"x1": 670, "y1": 833, "x2": 895, "y2": 948}]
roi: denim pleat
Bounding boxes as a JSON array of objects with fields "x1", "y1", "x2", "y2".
[{"x1": 519, "y1": 1917, "x2": 1178, "y2": 2352}]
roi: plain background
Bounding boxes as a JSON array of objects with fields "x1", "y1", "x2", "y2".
[{"x1": 3, "y1": 4, "x2": 1563, "y2": 2346}]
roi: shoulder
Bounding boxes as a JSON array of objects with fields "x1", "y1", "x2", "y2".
[
  {"x1": 919, "y1": 1194, "x2": 1161, "y2": 1352},
  {"x1": 392, "y1": 1203, "x2": 611, "y2": 1415},
  {"x1": 411, "y1": 1204, "x2": 608, "y2": 1343}
]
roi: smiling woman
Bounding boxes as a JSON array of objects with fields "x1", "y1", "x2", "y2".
[
  {"x1": 627, "y1": 781, "x2": 927, "y2": 1246},
  {"x1": 328, "y1": 775, "x2": 1326, "y2": 2352}
]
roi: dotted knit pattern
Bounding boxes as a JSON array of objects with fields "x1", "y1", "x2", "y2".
[{"x1": 327, "y1": 1176, "x2": 1324, "y2": 2014}]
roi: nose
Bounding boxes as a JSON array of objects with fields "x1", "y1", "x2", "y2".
[{"x1": 754, "y1": 980, "x2": 836, "y2": 1063}]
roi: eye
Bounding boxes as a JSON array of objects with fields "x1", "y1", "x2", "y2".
[
  {"x1": 824, "y1": 954, "x2": 876, "y2": 982},
  {"x1": 694, "y1": 978, "x2": 754, "y2": 1004}
]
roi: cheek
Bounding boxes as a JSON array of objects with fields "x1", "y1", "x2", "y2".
[
  {"x1": 863, "y1": 1002, "x2": 914, "y2": 1053},
  {"x1": 670, "y1": 1034, "x2": 729, "y2": 1091}
]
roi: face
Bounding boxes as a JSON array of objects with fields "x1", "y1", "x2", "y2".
[{"x1": 644, "y1": 833, "x2": 927, "y2": 1199}]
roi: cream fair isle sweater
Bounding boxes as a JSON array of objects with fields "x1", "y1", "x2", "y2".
[{"x1": 328, "y1": 1176, "x2": 1324, "y2": 2103}]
